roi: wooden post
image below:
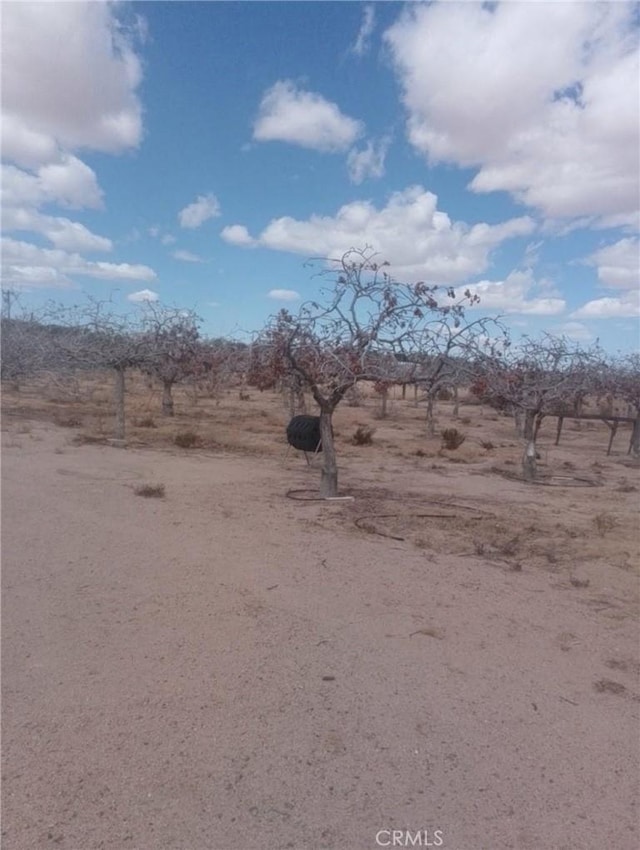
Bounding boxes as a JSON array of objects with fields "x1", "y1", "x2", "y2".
[{"x1": 555, "y1": 416, "x2": 564, "y2": 446}]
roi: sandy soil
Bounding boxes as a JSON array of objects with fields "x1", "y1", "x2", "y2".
[{"x1": 2, "y1": 385, "x2": 639, "y2": 850}]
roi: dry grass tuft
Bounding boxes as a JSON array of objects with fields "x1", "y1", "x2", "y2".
[
  {"x1": 351, "y1": 424, "x2": 375, "y2": 446},
  {"x1": 441, "y1": 428, "x2": 466, "y2": 450},
  {"x1": 174, "y1": 430, "x2": 200, "y2": 448},
  {"x1": 55, "y1": 415, "x2": 83, "y2": 428},
  {"x1": 593, "y1": 512, "x2": 617, "y2": 537},
  {"x1": 134, "y1": 416, "x2": 157, "y2": 428},
  {"x1": 134, "y1": 483, "x2": 166, "y2": 498}
]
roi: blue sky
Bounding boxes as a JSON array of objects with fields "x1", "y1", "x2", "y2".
[{"x1": 2, "y1": 1, "x2": 639, "y2": 351}]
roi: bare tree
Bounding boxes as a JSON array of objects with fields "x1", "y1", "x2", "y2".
[
  {"x1": 475, "y1": 335, "x2": 602, "y2": 480},
  {"x1": 139, "y1": 304, "x2": 202, "y2": 416},
  {"x1": 607, "y1": 353, "x2": 640, "y2": 456},
  {"x1": 42, "y1": 299, "x2": 154, "y2": 441},
  {"x1": 257, "y1": 247, "x2": 492, "y2": 497}
]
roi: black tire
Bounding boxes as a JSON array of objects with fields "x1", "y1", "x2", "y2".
[{"x1": 286, "y1": 415, "x2": 322, "y2": 453}]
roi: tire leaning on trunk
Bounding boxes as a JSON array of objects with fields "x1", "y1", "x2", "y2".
[{"x1": 286, "y1": 415, "x2": 322, "y2": 453}]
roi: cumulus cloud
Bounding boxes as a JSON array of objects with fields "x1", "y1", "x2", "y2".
[
  {"x1": 128, "y1": 289, "x2": 159, "y2": 303},
  {"x1": 571, "y1": 291, "x2": 640, "y2": 320},
  {"x1": 1, "y1": 1, "x2": 143, "y2": 168},
  {"x1": 178, "y1": 194, "x2": 221, "y2": 229},
  {"x1": 223, "y1": 185, "x2": 534, "y2": 283},
  {"x1": 351, "y1": 5, "x2": 376, "y2": 57},
  {"x1": 268, "y1": 289, "x2": 300, "y2": 302},
  {"x1": 347, "y1": 136, "x2": 391, "y2": 184},
  {"x1": 384, "y1": 2, "x2": 639, "y2": 226},
  {"x1": 0, "y1": 2, "x2": 151, "y2": 295},
  {"x1": 466, "y1": 270, "x2": 566, "y2": 316},
  {"x1": 1, "y1": 207, "x2": 112, "y2": 253},
  {"x1": 253, "y1": 80, "x2": 363, "y2": 152},
  {"x1": 172, "y1": 249, "x2": 205, "y2": 263},
  {"x1": 1, "y1": 237, "x2": 156, "y2": 289},
  {"x1": 553, "y1": 321, "x2": 594, "y2": 342},
  {"x1": 2, "y1": 159, "x2": 103, "y2": 211},
  {"x1": 220, "y1": 225, "x2": 256, "y2": 247},
  {"x1": 586, "y1": 238, "x2": 639, "y2": 290}
]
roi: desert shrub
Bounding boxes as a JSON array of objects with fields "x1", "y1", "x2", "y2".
[
  {"x1": 134, "y1": 483, "x2": 166, "y2": 498},
  {"x1": 592, "y1": 512, "x2": 616, "y2": 537},
  {"x1": 55, "y1": 415, "x2": 83, "y2": 428},
  {"x1": 498, "y1": 536, "x2": 521, "y2": 557},
  {"x1": 436, "y1": 387, "x2": 453, "y2": 401},
  {"x1": 351, "y1": 424, "x2": 375, "y2": 446},
  {"x1": 481, "y1": 440, "x2": 495, "y2": 450},
  {"x1": 460, "y1": 416, "x2": 472, "y2": 425},
  {"x1": 134, "y1": 416, "x2": 157, "y2": 428},
  {"x1": 441, "y1": 428, "x2": 466, "y2": 450},
  {"x1": 174, "y1": 430, "x2": 199, "y2": 448}
]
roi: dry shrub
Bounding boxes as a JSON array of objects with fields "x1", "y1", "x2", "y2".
[
  {"x1": 134, "y1": 416, "x2": 157, "y2": 428},
  {"x1": 72, "y1": 433, "x2": 107, "y2": 445},
  {"x1": 55, "y1": 415, "x2": 83, "y2": 428},
  {"x1": 593, "y1": 512, "x2": 617, "y2": 537},
  {"x1": 498, "y1": 536, "x2": 521, "y2": 557},
  {"x1": 134, "y1": 483, "x2": 166, "y2": 498},
  {"x1": 351, "y1": 424, "x2": 375, "y2": 446},
  {"x1": 441, "y1": 427, "x2": 466, "y2": 450},
  {"x1": 481, "y1": 440, "x2": 495, "y2": 450},
  {"x1": 174, "y1": 430, "x2": 199, "y2": 448}
]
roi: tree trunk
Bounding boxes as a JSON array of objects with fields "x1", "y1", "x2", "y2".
[
  {"x1": 453, "y1": 385, "x2": 459, "y2": 419},
  {"x1": 319, "y1": 409, "x2": 338, "y2": 498},
  {"x1": 523, "y1": 410, "x2": 536, "y2": 441},
  {"x1": 523, "y1": 439, "x2": 537, "y2": 482},
  {"x1": 162, "y1": 378, "x2": 174, "y2": 416},
  {"x1": 380, "y1": 386, "x2": 388, "y2": 419},
  {"x1": 113, "y1": 366, "x2": 126, "y2": 441},
  {"x1": 514, "y1": 408, "x2": 524, "y2": 436},
  {"x1": 630, "y1": 412, "x2": 640, "y2": 457},
  {"x1": 426, "y1": 395, "x2": 436, "y2": 436}
]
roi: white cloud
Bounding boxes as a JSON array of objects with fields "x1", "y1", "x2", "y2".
[
  {"x1": 178, "y1": 194, "x2": 221, "y2": 229},
  {"x1": 161, "y1": 234, "x2": 176, "y2": 245},
  {"x1": 128, "y1": 289, "x2": 159, "y2": 303},
  {"x1": 571, "y1": 291, "x2": 640, "y2": 320},
  {"x1": 225, "y1": 186, "x2": 534, "y2": 283},
  {"x1": 586, "y1": 238, "x2": 639, "y2": 290},
  {"x1": 0, "y1": 3, "x2": 150, "y2": 295},
  {"x1": 384, "y1": 3, "x2": 639, "y2": 226},
  {"x1": 553, "y1": 321, "x2": 594, "y2": 342},
  {"x1": 2, "y1": 159, "x2": 103, "y2": 211},
  {"x1": 172, "y1": 249, "x2": 205, "y2": 263},
  {"x1": 352, "y1": 5, "x2": 375, "y2": 57},
  {"x1": 1, "y1": 1, "x2": 143, "y2": 168},
  {"x1": 347, "y1": 136, "x2": 391, "y2": 184},
  {"x1": 220, "y1": 225, "x2": 256, "y2": 247},
  {"x1": 268, "y1": 289, "x2": 300, "y2": 302},
  {"x1": 1, "y1": 237, "x2": 156, "y2": 288},
  {"x1": 253, "y1": 80, "x2": 363, "y2": 152},
  {"x1": 466, "y1": 270, "x2": 566, "y2": 316},
  {"x1": 1, "y1": 207, "x2": 112, "y2": 253}
]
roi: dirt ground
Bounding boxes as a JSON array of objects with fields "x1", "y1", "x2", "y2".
[{"x1": 2, "y1": 377, "x2": 639, "y2": 850}]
